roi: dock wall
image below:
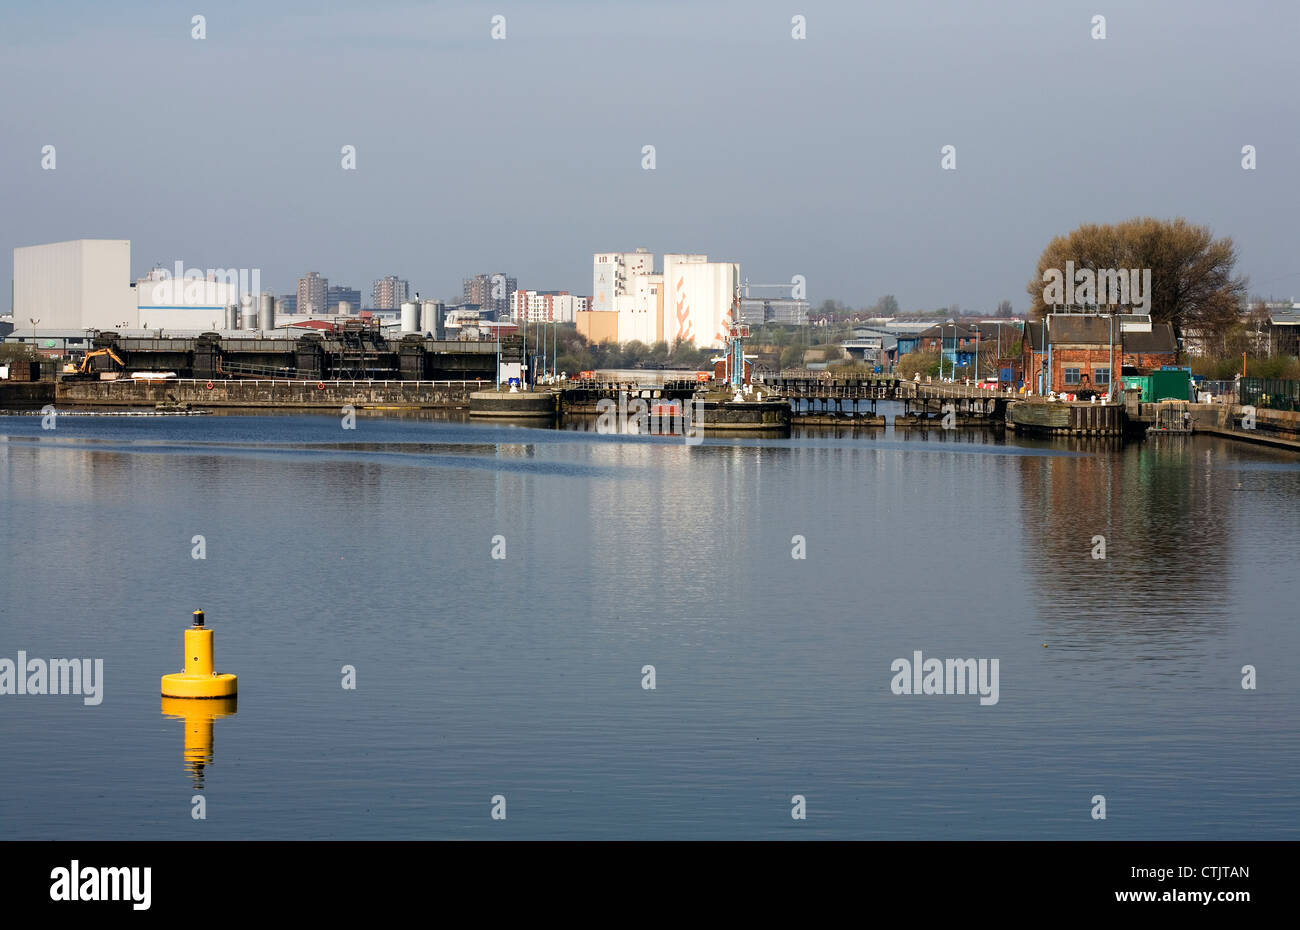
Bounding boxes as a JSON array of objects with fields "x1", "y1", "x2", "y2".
[
  {"x1": 55, "y1": 379, "x2": 477, "y2": 409},
  {"x1": 0, "y1": 382, "x2": 56, "y2": 408}
]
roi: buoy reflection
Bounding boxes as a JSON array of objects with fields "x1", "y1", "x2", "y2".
[{"x1": 160, "y1": 696, "x2": 237, "y2": 790}]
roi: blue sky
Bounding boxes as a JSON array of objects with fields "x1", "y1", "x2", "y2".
[{"x1": 2, "y1": 0, "x2": 1297, "y2": 311}]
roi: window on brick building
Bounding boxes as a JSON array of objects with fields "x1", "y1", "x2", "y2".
[
  {"x1": 1064, "y1": 367, "x2": 1081, "y2": 385},
  {"x1": 1094, "y1": 368, "x2": 1110, "y2": 386}
]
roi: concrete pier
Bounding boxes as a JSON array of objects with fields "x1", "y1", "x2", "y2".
[
  {"x1": 469, "y1": 389, "x2": 558, "y2": 419},
  {"x1": 1007, "y1": 400, "x2": 1125, "y2": 436},
  {"x1": 695, "y1": 396, "x2": 791, "y2": 432}
]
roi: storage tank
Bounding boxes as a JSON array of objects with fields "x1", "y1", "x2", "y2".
[
  {"x1": 258, "y1": 292, "x2": 274, "y2": 331},
  {"x1": 400, "y1": 300, "x2": 420, "y2": 333},
  {"x1": 225, "y1": 304, "x2": 238, "y2": 330},
  {"x1": 239, "y1": 294, "x2": 255, "y2": 330},
  {"x1": 421, "y1": 299, "x2": 441, "y2": 337},
  {"x1": 337, "y1": 301, "x2": 352, "y2": 316}
]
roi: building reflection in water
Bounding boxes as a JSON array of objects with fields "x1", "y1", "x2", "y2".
[{"x1": 1015, "y1": 438, "x2": 1234, "y2": 654}]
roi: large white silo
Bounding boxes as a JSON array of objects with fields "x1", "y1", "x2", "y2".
[
  {"x1": 400, "y1": 300, "x2": 420, "y2": 333},
  {"x1": 421, "y1": 299, "x2": 440, "y2": 336},
  {"x1": 239, "y1": 294, "x2": 255, "y2": 330},
  {"x1": 258, "y1": 292, "x2": 274, "y2": 330}
]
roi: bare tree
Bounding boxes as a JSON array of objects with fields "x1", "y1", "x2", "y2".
[{"x1": 1026, "y1": 217, "x2": 1247, "y2": 345}]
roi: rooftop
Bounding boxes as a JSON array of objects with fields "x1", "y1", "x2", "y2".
[{"x1": 1023, "y1": 316, "x2": 1176, "y2": 353}]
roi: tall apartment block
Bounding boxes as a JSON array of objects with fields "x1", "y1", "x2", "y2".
[
  {"x1": 372, "y1": 276, "x2": 410, "y2": 311},
  {"x1": 463, "y1": 274, "x2": 517, "y2": 318},
  {"x1": 297, "y1": 272, "x2": 328, "y2": 315}
]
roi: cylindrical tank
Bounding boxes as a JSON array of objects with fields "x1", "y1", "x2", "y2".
[
  {"x1": 338, "y1": 301, "x2": 352, "y2": 316},
  {"x1": 225, "y1": 304, "x2": 238, "y2": 330},
  {"x1": 400, "y1": 300, "x2": 420, "y2": 333},
  {"x1": 421, "y1": 299, "x2": 440, "y2": 336},
  {"x1": 258, "y1": 292, "x2": 274, "y2": 331},
  {"x1": 239, "y1": 294, "x2": 255, "y2": 330}
]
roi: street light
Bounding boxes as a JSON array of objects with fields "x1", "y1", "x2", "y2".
[
  {"x1": 950, "y1": 321, "x2": 958, "y2": 382},
  {"x1": 955, "y1": 321, "x2": 962, "y2": 382},
  {"x1": 1107, "y1": 312, "x2": 1115, "y2": 402}
]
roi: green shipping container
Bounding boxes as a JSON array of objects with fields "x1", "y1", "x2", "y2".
[
  {"x1": 1122, "y1": 375, "x2": 1152, "y2": 402},
  {"x1": 1150, "y1": 369, "x2": 1190, "y2": 401}
]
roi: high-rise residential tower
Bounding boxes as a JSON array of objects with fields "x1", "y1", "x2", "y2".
[
  {"x1": 372, "y1": 276, "x2": 410, "y2": 311},
  {"x1": 463, "y1": 274, "x2": 517, "y2": 317},
  {"x1": 297, "y1": 272, "x2": 328, "y2": 315}
]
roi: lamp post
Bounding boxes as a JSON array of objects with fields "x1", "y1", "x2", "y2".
[
  {"x1": 1046, "y1": 314, "x2": 1053, "y2": 396},
  {"x1": 1040, "y1": 313, "x2": 1048, "y2": 395},
  {"x1": 1108, "y1": 312, "x2": 1115, "y2": 402},
  {"x1": 940, "y1": 321, "x2": 949, "y2": 381}
]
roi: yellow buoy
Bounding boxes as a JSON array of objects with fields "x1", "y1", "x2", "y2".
[{"x1": 161, "y1": 609, "x2": 237, "y2": 698}]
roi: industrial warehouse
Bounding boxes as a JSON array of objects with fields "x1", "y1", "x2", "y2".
[
  {"x1": 60, "y1": 326, "x2": 516, "y2": 383},
  {"x1": 7, "y1": 238, "x2": 461, "y2": 338},
  {"x1": 3, "y1": 237, "x2": 529, "y2": 390},
  {"x1": 55, "y1": 323, "x2": 514, "y2": 385}
]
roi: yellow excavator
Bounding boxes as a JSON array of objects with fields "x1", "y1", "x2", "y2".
[{"x1": 62, "y1": 347, "x2": 125, "y2": 380}]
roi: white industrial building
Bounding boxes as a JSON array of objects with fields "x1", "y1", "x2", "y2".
[
  {"x1": 592, "y1": 250, "x2": 653, "y2": 311},
  {"x1": 662, "y1": 254, "x2": 739, "y2": 348},
  {"x1": 13, "y1": 239, "x2": 278, "y2": 336},
  {"x1": 589, "y1": 250, "x2": 739, "y2": 349},
  {"x1": 616, "y1": 274, "x2": 664, "y2": 345},
  {"x1": 136, "y1": 267, "x2": 241, "y2": 331},
  {"x1": 13, "y1": 240, "x2": 136, "y2": 331}
]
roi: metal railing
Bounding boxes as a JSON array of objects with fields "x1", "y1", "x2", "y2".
[
  {"x1": 1239, "y1": 377, "x2": 1300, "y2": 411},
  {"x1": 1198, "y1": 379, "x2": 1237, "y2": 398}
]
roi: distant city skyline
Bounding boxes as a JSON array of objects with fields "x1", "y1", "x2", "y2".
[{"x1": 2, "y1": 2, "x2": 1297, "y2": 314}]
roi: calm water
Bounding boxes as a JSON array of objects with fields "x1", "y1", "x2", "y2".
[{"x1": 1, "y1": 406, "x2": 1297, "y2": 839}]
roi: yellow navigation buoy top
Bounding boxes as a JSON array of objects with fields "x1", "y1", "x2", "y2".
[{"x1": 161, "y1": 609, "x2": 237, "y2": 699}]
